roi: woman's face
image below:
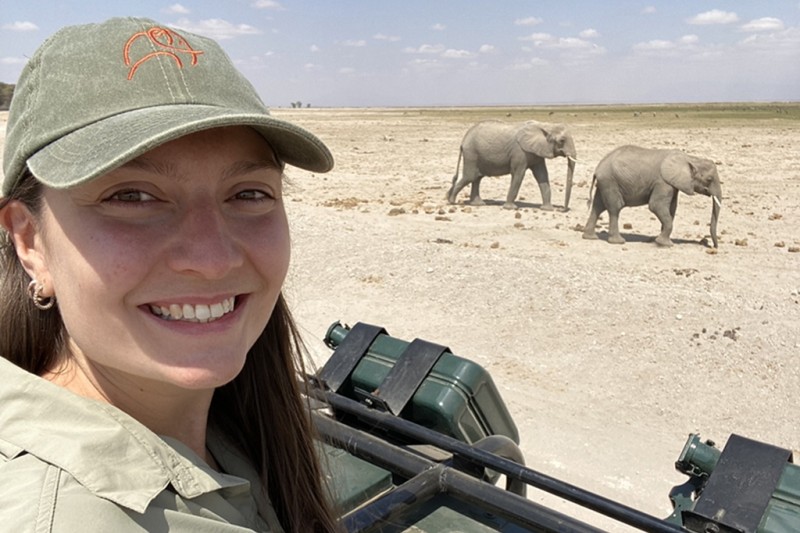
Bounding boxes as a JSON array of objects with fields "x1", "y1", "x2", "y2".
[{"x1": 32, "y1": 126, "x2": 290, "y2": 392}]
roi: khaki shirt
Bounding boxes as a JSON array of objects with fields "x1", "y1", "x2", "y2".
[{"x1": 0, "y1": 358, "x2": 284, "y2": 532}]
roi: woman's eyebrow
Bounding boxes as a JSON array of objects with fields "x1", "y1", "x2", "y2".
[
  {"x1": 117, "y1": 158, "x2": 282, "y2": 182},
  {"x1": 221, "y1": 160, "x2": 284, "y2": 181}
]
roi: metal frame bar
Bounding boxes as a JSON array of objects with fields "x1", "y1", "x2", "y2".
[{"x1": 312, "y1": 387, "x2": 686, "y2": 533}]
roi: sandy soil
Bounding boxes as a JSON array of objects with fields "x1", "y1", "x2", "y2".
[
  {"x1": 2, "y1": 106, "x2": 799, "y2": 531},
  {"x1": 273, "y1": 105, "x2": 799, "y2": 531}
]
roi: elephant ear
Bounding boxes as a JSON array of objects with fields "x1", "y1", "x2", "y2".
[
  {"x1": 660, "y1": 152, "x2": 695, "y2": 195},
  {"x1": 515, "y1": 122, "x2": 555, "y2": 158}
]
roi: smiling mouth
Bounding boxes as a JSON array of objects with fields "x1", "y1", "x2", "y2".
[{"x1": 149, "y1": 296, "x2": 236, "y2": 323}]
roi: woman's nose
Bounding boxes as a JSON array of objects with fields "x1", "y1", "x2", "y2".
[{"x1": 165, "y1": 205, "x2": 244, "y2": 279}]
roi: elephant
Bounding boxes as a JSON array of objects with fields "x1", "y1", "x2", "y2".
[
  {"x1": 446, "y1": 120, "x2": 577, "y2": 210},
  {"x1": 582, "y1": 145, "x2": 722, "y2": 247}
]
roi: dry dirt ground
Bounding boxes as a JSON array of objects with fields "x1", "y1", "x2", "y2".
[
  {"x1": 2, "y1": 105, "x2": 799, "y2": 531},
  {"x1": 274, "y1": 104, "x2": 799, "y2": 531}
]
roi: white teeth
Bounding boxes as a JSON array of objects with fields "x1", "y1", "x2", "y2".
[
  {"x1": 149, "y1": 297, "x2": 235, "y2": 323},
  {"x1": 195, "y1": 304, "x2": 211, "y2": 321}
]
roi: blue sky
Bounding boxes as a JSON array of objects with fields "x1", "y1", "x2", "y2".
[{"x1": 1, "y1": 1, "x2": 798, "y2": 107}]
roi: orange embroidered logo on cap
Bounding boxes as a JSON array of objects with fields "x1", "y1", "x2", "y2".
[{"x1": 123, "y1": 27, "x2": 204, "y2": 80}]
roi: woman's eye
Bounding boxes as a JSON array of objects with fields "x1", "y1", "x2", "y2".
[
  {"x1": 234, "y1": 189, "x2": 271, "y2": 201},
  {"x1": 107, "y1": 189, "x2": 157, "y2": 203}
]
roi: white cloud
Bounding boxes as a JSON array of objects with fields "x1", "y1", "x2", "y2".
[
  {"x1": 741, "y1": 17, "x2": 785, "y2": 32},
  {"x1": 339, "y1": 67, "x2": 355, "y2": 74},
  {"x1": 2, "y1": 21, "x2": 38, "y2": 31},
  {"x1": 403, "y1": 44, "x2": 445, "y2": 54},
  {"x1": 633, "y1": 39, "x2": 676, "y2": 52},
  {"x1": 642, "y1": 6, "x2": 656, "y2": 15},
  {"x1": 739, "y1": 26, "x2": 800, "y2": 52},
  {"x1": 442, "y1": 48, "x2": 472, "y2": 59},
  {"x1": 171, "y1": 18, "x2": 261, "y2": 40},
  {"x1": 0, "y1": 56, "x2": 27, "y2": 64},
  {"x1": 374, "y1": 33, "x2": 400, "y2": 42},
  {"x1": 310, "y1": 44, "x2": 320, "y2": 52},
  {"x1": 431, "y1": 23, "x2": 446, "y2": 31},
  {"x1": 520, "y1": 32, "x2": 554, "y2": 43},
  {"x1": 632, "y1": 34, "x2": 703, "y2": 56},
  {"x1": 479, "y1": 44, "x2": 496, "y2": 53},
  {"x1": 580, "y1": 28, "x2": 599, "y2": 39},
  {"x1": 342, "y1": 39, "x2": 366, "y2": 47},
  {"x1": 163, "y1": 4, "x2": 190, "y2": 14},
  {"x1": 509, "y1": 57, "x2": 548, "y2": 70},
  {"x1": 688, "y1": 10, "x2": 739, "y2": 25},
  {"x1": 251, "y1": 0, "x2": 285, "y2": 9},
  {"x1": 515, "y1": 17, "x2": 543, "y2": 26}
]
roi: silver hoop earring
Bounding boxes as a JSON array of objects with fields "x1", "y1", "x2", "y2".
[{"x1": 27, "y1": 280, "x2": 55, "y2": 311}]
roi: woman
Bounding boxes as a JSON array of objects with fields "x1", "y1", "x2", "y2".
[{"x1": 0, "y1": 17, "x2": 340, "y2": 532}]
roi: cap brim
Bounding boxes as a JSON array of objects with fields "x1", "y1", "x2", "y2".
[{"x1": 27, "y1": 104, "x2": 333, "y2": 189}]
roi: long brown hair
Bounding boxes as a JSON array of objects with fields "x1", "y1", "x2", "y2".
[{"x1": 0, "y1": 172, "x2": 340, "y2": 532}]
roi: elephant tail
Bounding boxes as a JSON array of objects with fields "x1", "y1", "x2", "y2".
[
  {"x1": 447, "y1": 148, "x2": 463, "y2": 201},
  {"x1": 452, "y1": 148, "x2": 463, "y2": 187},
  {"x1": 586, "y1": 174, "x2": 597, "y2": 209}
]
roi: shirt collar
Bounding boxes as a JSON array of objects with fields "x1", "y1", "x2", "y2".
[{"x1": 0, "y1": 357, "x2": 248, "y2": 513}]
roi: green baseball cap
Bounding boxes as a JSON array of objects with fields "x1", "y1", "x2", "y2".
[{"x1": 2, "y1": 17, "x2": 333, "y2": 196}]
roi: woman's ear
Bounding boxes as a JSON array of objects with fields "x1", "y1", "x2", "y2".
[{"x1": 0, "y1": 201, "x2": 50, "y2": 289}]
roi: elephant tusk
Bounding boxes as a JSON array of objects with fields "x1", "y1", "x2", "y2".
[
  {"x1": 713, "y1": 196, "x2": 722, "y2": 208},
  {"x1": 567, "y1": 156, "x2": 579, "y2": 163}
]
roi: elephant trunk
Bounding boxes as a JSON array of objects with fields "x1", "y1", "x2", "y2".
[{"x1": 564, "y1": 157, "x2": 575, "y2": 210}]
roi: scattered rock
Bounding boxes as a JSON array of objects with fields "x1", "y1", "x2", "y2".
[
  {"x1": 388, "y1": 207, "x2": 406, "y2": 216},
  {"x1": 723, "y1": 327, "x2": 741, "y2": 341},
  {"x1": 768, "y1": 213, "x2": 783, "y2": 220},
  {"x1": 515, "y1": 211, "x2": 522, "y2": 219},
  {"x1": 735, "y1": 238, "x2": 748, "y2": 246},
  {"x1": 434, "y1": 215, "x2": 451, "y2": 221},
  {"x1": 490, "y1": 241, "x2": 500, "y2": 249},
  {"x1": 705, "y1": 248, "x2": 719, "y2": 255},
  {"x1": 514, "y1": 222, "x2": 525, "y2": 229},
  {"x1": 775, "y1": 242, "x2": 785, "y2": 248},
  {"x1": 433, "y1": 238, "x2": 453, "y2": 244},
  {"x1": 788, "y1": 246, "x2": 800, "y2": 253},
  {"x1": 623, "y1": 223, "x2": 633, "y2": 229}
]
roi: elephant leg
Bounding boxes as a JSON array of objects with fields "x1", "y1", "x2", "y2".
[
  {"x1": 582, "y1": 193, "x2": 605, "y2": 240},
  {"x1": 650, "y1": 187, "x2": 678, "y2": 247},
  {"x1": 600, "y1": 184, "x2": 626, "y2": 244},
  {"x1": 503, "y1": 168, "x2": 527, "y2": 209},
  {"x1": 530, "y1": 161, "x2": 553, "y2": 211},
  {"x1": 469, "y1": 178, "x2": 486, "y2": 206},
  {"x1": 449, "y1": 161, "x2": 482, "y2": 205}
]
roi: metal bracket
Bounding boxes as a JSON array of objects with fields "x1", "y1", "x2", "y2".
[{"x1": 682, "y1": 433, "x2": 791, "y2": 533}]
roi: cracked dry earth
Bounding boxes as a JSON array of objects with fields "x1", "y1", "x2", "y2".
[{"x1": 3, "y1": 105, "x2": 798, "y2": 531}]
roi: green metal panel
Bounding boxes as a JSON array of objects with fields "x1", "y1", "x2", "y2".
[{"x1": 335, "y1": 326, "x2": 519, "y2": 445}]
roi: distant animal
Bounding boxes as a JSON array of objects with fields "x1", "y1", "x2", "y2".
[
  {"x1": 447, "y1": 120, "x2": 577, "y2": 210},
  {"x1": 582, "y1": 145, "x2": 722, "y2": 247}
]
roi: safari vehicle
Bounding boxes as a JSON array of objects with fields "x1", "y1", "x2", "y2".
[{"x1": 311, "y1": 321, "x2": 799, "y2": 533}]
